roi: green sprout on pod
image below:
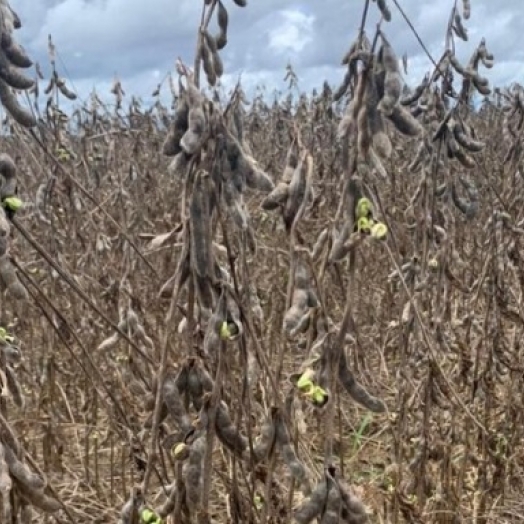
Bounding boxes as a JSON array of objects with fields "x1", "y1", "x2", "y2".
[
  {"x1": 295, "y1": 368, "x2": 329, "y2": 408},
  {"x1": 0, "y1": 327, "x2": 14, "y2": 344},
  {"x1": 2, "y1": 196, "x2": 22, "y2": 213},
  {"x1": 219, "y1": 319, "x2": 239, "y2": 340},
  {"x1": 355, "y1": 197, "x2": 388, "y2": 241},
  {"x1": 140, "y1": 507, "x2": 163, "y2": 524}
]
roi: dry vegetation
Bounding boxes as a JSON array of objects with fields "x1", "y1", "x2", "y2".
[{"x1": 0, "y1": 0, "x2": 522, "y2": 522}]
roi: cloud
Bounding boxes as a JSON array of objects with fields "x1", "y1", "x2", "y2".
[{"x1": 8, "y1": 0, "x2": 524, "y2": 109}]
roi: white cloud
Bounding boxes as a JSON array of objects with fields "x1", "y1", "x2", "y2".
[
  {"x1": 268, "y1": 9, "x2": 315, "y2": 55},
  {"x1": 7, "y1": 0, "x2": 524, "y2": 108}
]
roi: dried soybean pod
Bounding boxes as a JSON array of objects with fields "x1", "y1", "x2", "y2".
[
  {"x1": 453, "y1": 12, "x2": 468, "y2": 41},
  {"x1": 189, "y1": 170, "x2": 213, "y2": 278},
  {"x1": 0, "y1": 35, "x2": 32, "y2": 68},
  {"x1": 162, "y1": 374, "x2": 193, "y2": 434},
  {"x1": 5, "y1": 365, "x2": 24, "y2": 408},
  {"x1": 183, "y1": 433, "x2": 205, "y2": 512},
  {"x1": 448, "y1": 136, "x2": 475, "y2": 168},
  {"x1": 215, "y1": 400, "x2": 248, "y2": 457},
  {"x1": 377, "y1": 32, "x2": 402, "y2": 115},
  {"x1": 43, "y1": 76, "x2": 54, "y2": 95},
  {"x1": 180, "y1": 103, "x2": 206, "y2": 155},
  {"x1": 320, "y1": 488, "x2": 342, "y2": 524},
  {"x1": 118, "y1": 494, "x2": 139, "y2": 524},
  {"x1": 294, "y1": 481, "x2": 328, "y2": 524},
  {"x1": 0, "y1": 50, "x2": 33, "y2": 90},
  {"x1": 253, "y1": 415, "x2": 276, "y2": 463},
  {"x1": 261, "y1": 182, "x2": 289, "y2": 210},
  {"x1": 200, "y1": 33, "x2": 217, "y2": 87},
  {"x1": 333, "y1": 69, "x2": 351, "y2": 102},
  {"x1": 400, "y1": 77, "x2": 428, "y2": 106},
  {"x1": 453, "y1": 120, "x2": 484, "y2": 152},
  {"x1": 387, "y1": 104, "x2": 424, "y2": 136},
  {"x1": 203, "y1": 29, "x2": 223, "y2": 78},
  {"x1": 283, "y1": 149, "x2": 313, "y2": 231},
  {"x1": 0, "y1": 255, "x2": 27, "y2": 300},
  {"x1": 366, "y1": 71, "x2": 392, "y2": 158},
  {"x1": 376, "y1": 0, "x2": 391, "y2": 21},
  {"x1": 3, "y1": 444, "x2": 45, "y2": 491},
  {"x1": 274, "y1": 410, "x2": 309, "y2": 492},
  {"x1": 16, "y1": 483, "x2": 61, "y2": 513},
  {"x1": 216, "y1": 0, "x2": 228, "y2": 50},
  {"x1": 472, "y1": 76, "x2": 490, "y2": 96},
  {"x1": 0, "y1": 78, "x2": 36, "y2": 127},
  {"x1": 0, "y1": 443, "x2": 12, "y2": 523},
  {"x1": 56, "y1": 78, "x2": 77, "y2": 100},
  {"x1": 338, "y1": 347, "x2": 386, "y2": 412},
  {"x1": 163, "y1": 88, "x2": 189, "y2": 157},
  {"x1": 338, "y1": 480, "x2": 368, "y2": 523},
  {"x1": 462, "y1": 0, "x2": 471, "y2": 19},
  {"x1": 0, "y1": 152, "x2": 17, "y2": 198},
  {"x1": 451, "y1": 176, "x2": 478, "y2": 219}
]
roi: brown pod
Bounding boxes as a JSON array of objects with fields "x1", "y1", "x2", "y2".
[
  {"x1": 376, "y1": 0, "x2": 392, "y2": 21},
  {"x1": 282, "y1": 138, "x2": 299, "y2": 183},
  {"x1": 189, "y1": 170, "x2": 213, "y2": 279},
  {"x1": 387, "y1": 104, "x2": 424, "y2": 136},
  {"x1": 217, "y1": 1, "x2": 229, "y2": 34},
  {"x1": 180, "y1": 104, "x2": 206, "y2": 155},
  {"x1": 215, "y1": 400, "x2": 248, "y2": 456},
  {"x1": 240, "y1": 151, "x2": 275, "y2": 193},
  {"x1": 5, "y1": 365, "x2": 24, "y2": 408},
  {"x1": 0, "y1": 35, "x2": 32, "y2": 69},
  {"x1": 283, "y1": 150, "x2": 313, "y2": 231},
  {"x1": 400, "y1": 78, "x2": 428, "y2": 106},
  {"x1": 261, "y1": 182, "x2": 289, "y2": 210},
  {"x1": 3, "y1": 444, "x2": 45, "y2": 490},
  {"x1": 320, "y1": 488, "x2": 342, "y2": 524},
  {"x1": 453, "y1": 13, "x2": 468, "y2": 41},
  {"x1": 339, "y1": 483, "x2": 369, "y2": 524},
  {"x1": 183, "y1": 433, "x2": 205, "y2": 512},
  {"x1": 56, "y1": 78, "x2": 77, "y2": 100},
  {"x1": 453, "y1": 121, "x2": 484, "y2": 152},
  {"x1": 472, "y1": 76, "x2": 491, "y2": 96},
  {"x1": 338, "y1": 347, "x2": 386, "y2": 412},
  {"x1": 163, "y1": 90, "x2": 189, "y2": 157},
  {"x1": 294, "y1": 481, "x2": 328, "y2": 524},
  {"x1": 377, "y1": 33, "x2": 402, "y2": 115},
  {"x1": 0, "y1": 78, "x2": 36, "y2": 127},
  {"x1": 366, "y1": 70, "x2": 391, "y2": 158},
  {"x1": 448, "y1": 136, "x2": 475, "y2": 168},
  {"x1": 43, "y1": 77, "x2": 54, "y2": 95},
  {"x1": 0, "y1": 153, "x2": 17, "y2": 198},
  {"x1": 253, "y1": 416, "x2": 277, "y2": 463},
  {"x1": 274, "y1": 411, "x2": 309, "y2": 491},
  {"x1": 462, "y1": 0, "x2": 471, "y2": 19},
  {"x1": 451, "y1": 175, "x2": 478, "y2": 219},
  {"x1": 333, "y1": 69, "x2": 351, "y2": 102},
  {"x1": 162, "y1": 374, "x2": 193, "y2": 434},
  {"x1": 0, "y1": 256, "x2": 27, "y2": 300},
  {"x1": 284, "y1": 262, "x2": 315, "y2": 335},
  {"x1": 16, "y1": 484, "x2": 61, "y2": 513},
  {"x1": 200, "y1": 36, "x2": 217, "y2": 87},
  {"x1": 0, "y1": 50, "x2": 33, "y2": 90}
]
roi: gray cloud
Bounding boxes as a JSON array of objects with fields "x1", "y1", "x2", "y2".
[{"x1": 10, "y1": 0, "x2": 524, "y2": 108}]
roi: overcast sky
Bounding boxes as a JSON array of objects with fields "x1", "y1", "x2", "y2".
[{"x1": 10, "y1": 0, "x2": 524, "y2": 109}]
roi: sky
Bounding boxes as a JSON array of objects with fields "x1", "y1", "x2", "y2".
[{"x1": 9, "y1": 0, "x2": 524, "y2": 110}]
